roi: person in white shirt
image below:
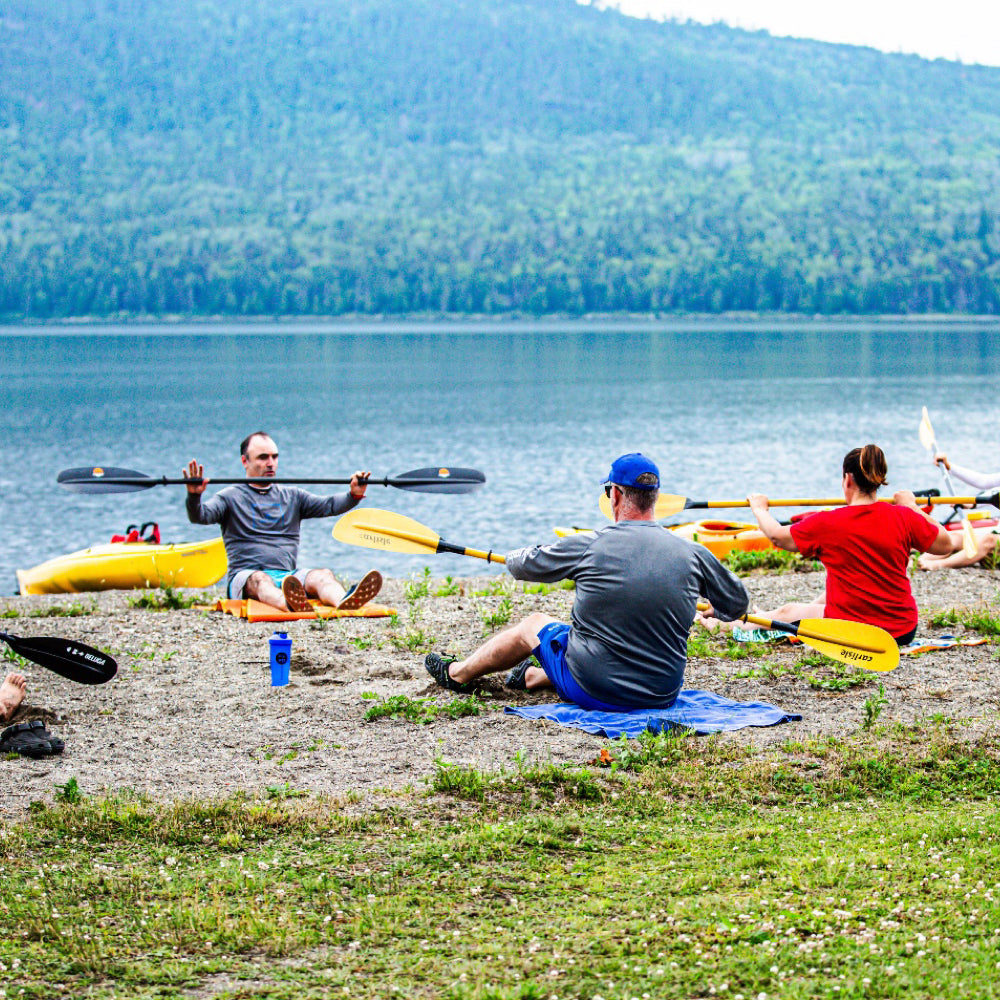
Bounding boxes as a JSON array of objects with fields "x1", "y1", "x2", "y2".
[{"x1": 917, "y1": 451, "x2": 1000, "y2": 569}]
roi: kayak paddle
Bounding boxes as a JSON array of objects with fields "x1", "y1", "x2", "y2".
[
  {"x1": 599, "y1": 489, "x2": 1000, "y2": 521},
  {"x1": 695, "y1": 604, "x2": 898, "y2": 672},
  {"x1": 0, "y1": 632, "x2": 117, "y2": 685},
  {"x1": 333, "y1": 508, "x2": 898, "y2": 670},
  {"x1": 919, "y1": 407, "x2": 978, "y2": 557},
  {"x1": 57, "y1": 465, "x2": 486, "y2": 495},
  {"x1": 333, "y1": 508, "x2": 506, "y2": 563}
]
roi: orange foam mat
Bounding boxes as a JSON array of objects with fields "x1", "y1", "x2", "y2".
[{"x1": 214, "y1": 599, "x2": 397, "y2": 622}]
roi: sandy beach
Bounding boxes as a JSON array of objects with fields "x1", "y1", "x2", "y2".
[{"x1": 2, "y1": 566, "x2": 998, "y2": 820}]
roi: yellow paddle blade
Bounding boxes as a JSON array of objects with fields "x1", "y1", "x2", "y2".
[
  {"x1": 333, "y1": 507, "x2": 441, "y2": 555},
  {"x1": 697, "y1": 603, "x2": 898, "y2": 671},
  {"x1": 599, "y1": 492, "x2": 687, "y2": 520},
  {"x1": 777, "y1": 616, "x2": 898, "y2": 672}
]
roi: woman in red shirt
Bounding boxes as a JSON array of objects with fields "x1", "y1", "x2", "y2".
[{"x1": 748, "y1": 444, "x2": 952, "y2": 645}]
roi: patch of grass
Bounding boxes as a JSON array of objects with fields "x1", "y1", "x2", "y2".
[
  {"x1": 27, "y1": 599, "x2": 97, "y2": 617},
  {"x1": 521, "y1": 579, "x2": 575, "y2": 595},
  {"x1": 733, "y1": 658, "x2": 795, "y2": 681},
  {"x1": 432, "y1": 575, "x2": 462, "y2": 597},
  {"x1": 0, "y1": 606, "x2": 19, "y2": 618},
  {"x1": 481, "y1": 595, "x2": 513, "y2": 631},
  {"x1": 388, "y1": 627, "x2": 436, "y2": 653},
  {"x1": 601, "y1": 728, "x2": 699, "y2": 770},
  {"x1": 264, "y1": 784, "x2": 309, "y2": 800},
  {"x1": 5, "y1": 730, "x2": 1000, "y2": 997},
  {"x1": 982, "y1": 543, "x2": 1000, "y2": 570},
  {"x1": 431, "y1": 755, "x2": 604, "y2": 804},
  {"x1": 1, "y1": 645, "x2": 29, "y2": 668},
  {"x1": 127, "y1": 586, "x2": 199, "y2": 610},
  {"x1": 347, "y1": 634, "x2": 379, "y2": 650},
  {"x1": 723, "y1": 548, "x2": 822, "y2": 575},
  {"x1": 734, "y1": 650, "x2": 872, "y2": 691},
  {"x1": 721, "y1": 635, "x2": 770, "y2": 660},
  {"x1": 927, "y1": 607, "x2": 962, "y2": 628},
  {"x1": 472, "y1": 577, "x2": 513, "y2": 597},
  {"x1": 363, "y1": 693, "x2": 483, "y2": 724},
  {"x1": 927, "y1": 603, "x2": 1000, "y2": 638},
  {"x1": 404, "y1": 567, "x2": 432, "y2": 602},
  {"x1": 430, "y1": 758, "x2": 488, "y2": 800},
  {"x1": 686, "y1": 632, "x2": 713, "y2": 657},
  {"x1": 961, "y1": 606, "x2": 1000, "y2": 637},
  {"x1": 862, "y1": 682, "x2": 889, "y2": 730},
  {"x1": 53, "y1": 776, "x2": 83, "y2": 805}
]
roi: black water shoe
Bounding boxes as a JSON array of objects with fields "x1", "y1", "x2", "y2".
[{"x1": 424, "y1": 653, "x2": 473, "y2": 693}]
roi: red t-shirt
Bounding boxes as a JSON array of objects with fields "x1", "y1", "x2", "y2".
[{"x1": 789, "y1": 503, "x2": 941, "y2": 638}]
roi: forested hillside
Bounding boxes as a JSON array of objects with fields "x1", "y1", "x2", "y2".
[{"x1": 3, "y1": 0, "x2": 1000, "y2": 318}]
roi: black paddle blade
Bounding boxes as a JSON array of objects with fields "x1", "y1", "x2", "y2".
[
  {"x1": 388, "y1": 467, "x2": 486, "y2": 493},
  {"x1": 57, "y1": 466, "x2": 157, "y2": 493},
  {"x1": 0, "y1": 633, "x2": 117, "y2": 684}
]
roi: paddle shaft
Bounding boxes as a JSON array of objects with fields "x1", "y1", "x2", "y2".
[
  {"x1": 365, "y1": 523, "x2": 506, "y2": 563},
  {"x1": 684, "y1": 493, "x2": 998, "y2": 509},
  {"x1": 75, "y1": 476, "x2": 455, "y2": 487},
  {"x1": 920, "y1": 410, "x2": 979, "y2": 556},
  {"x1": 335, "y1": 510, "x2": 897, "y2": 670}
]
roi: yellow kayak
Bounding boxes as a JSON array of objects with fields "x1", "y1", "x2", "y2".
[
  {"x1": 16, "y1": 538, "x2": 227, "y2": 595},
  {"x1": 667, "y1": 520, "x2": 773, "y2": 559},
  {"x1": 553, "y1": 520, "x2": 774, "y2": 560}
]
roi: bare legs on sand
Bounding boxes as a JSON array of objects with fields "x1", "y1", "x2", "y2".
[
  {"x1": 244, "y1": 568, "x2": 382, "y2": 612},
  {"x1": 445, "y1": 612, "x2": 557, "y2": 690},
  {"x1": 918, "y1": 528, "x2": 998, "y2": 570}
]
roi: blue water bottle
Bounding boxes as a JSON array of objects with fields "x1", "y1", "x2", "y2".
[{"x1": 269, "y1": 631, "x2": 292, "y2": 686}]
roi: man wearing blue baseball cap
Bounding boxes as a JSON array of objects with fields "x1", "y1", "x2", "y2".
[{"x1": 425, "y1": 452, "x2": 749, "y2": 710}]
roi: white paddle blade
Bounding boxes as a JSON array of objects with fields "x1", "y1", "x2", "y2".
[
  {"x1": 962, "y1": 519, "x2": 979, "y2": 559},
  {"x1": 333, "y1": 508, "x2": 440, "y2": 555},
  {"x1": 918, "y1": 406, "x2": 936, "y2": 451}
]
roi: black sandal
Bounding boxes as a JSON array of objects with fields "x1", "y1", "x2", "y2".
[{"x1": 0, "y1": 720, "x2": 57, "y2": 758}]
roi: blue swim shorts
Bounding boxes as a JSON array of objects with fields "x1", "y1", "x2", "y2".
[
  {"x1": 228, "y1": 568, "x2": 313, "y2": 600},
  {"x1": 532, "y1": 621, "x2": 635, "y2": 712}
]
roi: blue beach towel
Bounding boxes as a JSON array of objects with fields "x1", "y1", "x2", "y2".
[{"x1": 504, "y1": 689, "x2": 801, "y2": 738}]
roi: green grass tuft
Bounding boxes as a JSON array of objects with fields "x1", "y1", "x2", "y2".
[
  {"x1": 363, "y1": 693, "x2": 483, "y2": 724},
  {"x1": 126, "y1": 586, "x2": 199, "y2": 610},
  {"x1": 723, "y1": 547, "x2": 822, "y2": 575}
]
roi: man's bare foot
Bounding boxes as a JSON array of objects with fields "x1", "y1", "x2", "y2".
[{"x1": 0, "y1": 672, "x2": 27, "y2": 723}]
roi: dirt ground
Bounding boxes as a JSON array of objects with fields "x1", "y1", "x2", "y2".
[{"x1": 2, "y1": 567, "x2": 998, "y2": 820}]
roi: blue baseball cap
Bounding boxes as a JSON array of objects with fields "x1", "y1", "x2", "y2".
[{"x1": 600, "y1": 453, "x2": 660, "y2": 489}]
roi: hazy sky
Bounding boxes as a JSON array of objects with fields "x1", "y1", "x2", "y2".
[{"x1": 591, "y1": 1, "x2": 1000, "y2": 67}]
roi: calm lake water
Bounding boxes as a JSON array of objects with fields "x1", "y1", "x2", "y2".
[{"x1": 3, "y1": 321, "x2": 1000, "y2": 595}]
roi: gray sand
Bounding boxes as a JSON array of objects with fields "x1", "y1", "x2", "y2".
[{"x1": 2, "y1": 567, "x2": 998, "y2": 820}]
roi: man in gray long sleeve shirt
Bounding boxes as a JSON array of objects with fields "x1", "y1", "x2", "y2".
[
  {"x1": 425, "y1": 453, "x2": 749, "y2": 710},
  {"x1": 185, "y1": 431, "x2": 382, "y2": 612}
]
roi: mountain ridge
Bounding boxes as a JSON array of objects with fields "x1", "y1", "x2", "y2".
[{"x1": 2, "y1": 0, "x2": 999, "y2": 318}]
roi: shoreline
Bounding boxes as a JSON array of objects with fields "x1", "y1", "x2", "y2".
[
  {"x1": 2, "y1": 567, "x2": 998, "y2": 821},
  {"x1": 4, "y1": 313, "x2": 1000, "y2": 332}
]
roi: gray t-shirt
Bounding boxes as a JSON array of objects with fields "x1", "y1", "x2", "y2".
[
  {"x1": 505, "y1": 520, "x2": 749, "y2": 707},
  {"x1": 187, "y1": 483, "x2": 360, "y2": 588}
]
